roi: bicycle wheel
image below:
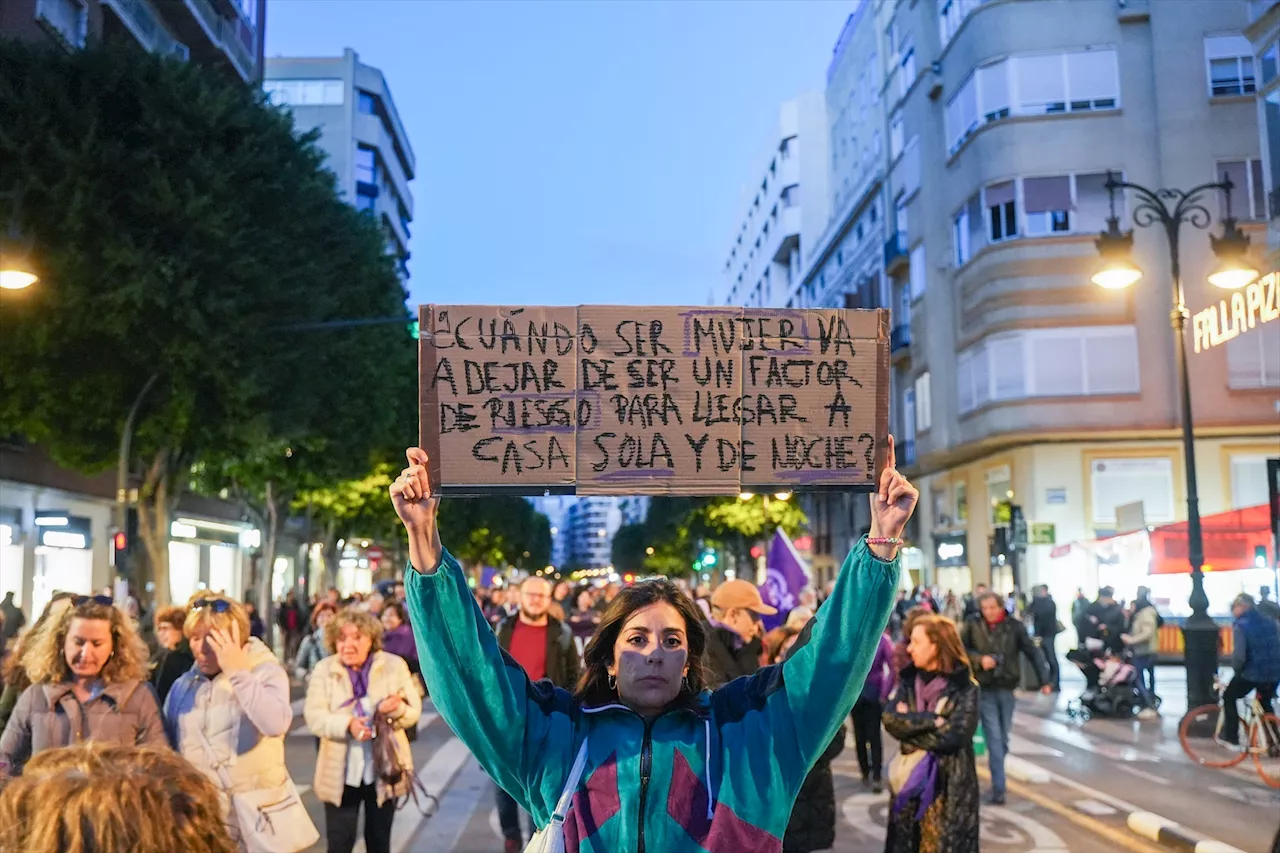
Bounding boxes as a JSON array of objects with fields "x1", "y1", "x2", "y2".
[
  {"x1": 1251, "y1": 713, "x2": 1280, "y2": 788},
  {"x1": 1179, "y1": 704, "x2": 1249, "y2": 768}
]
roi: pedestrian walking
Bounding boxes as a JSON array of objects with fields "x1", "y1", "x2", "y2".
[
  {"x1": 295, "y1": 600, "x2": 338, "y2": 681},
  {"x1": 1024, "y1": 584, "x2": 1063, "y2": 692},
  {"x1": 1121, "y1": 586, "x2": 1161, "y2": 718},
  {"x1": 0, "y1": 592, "x2": 24, "y2": 653},
  {"x1": 960, "y1": 591, "x2": 1050, "y2": 805},
  {"x1": 277, "y1": 591, "x2": 305, "y2": 665},
  {"x1": 1219, "y1": 593, "x2": 1280, "y2": 748},
  {"x1": 882, "y1": 614, "x2": 980, "y2": 853},
  {"x1": 0, "y1": 742, "x2": 237, "y2": 853},
  {"x1": 150, "y1": 603, "x2": 197, "y2": 707},
  {"x1": 0, "y1": 596, "x2": 166, "y2": 776},
  {"x1": 304, "y1": 608, "x2": 422, "y2": 853},
  {"x1": 1258, "y1": 586, "x2": 1280, "y2": 625},
  {"x1": 391, "y1": 438, "x2": 917, "y2": 851},
  {"x1": 962, "y1": 583, "x2": 988, "y2": 621},
  {"x1": 492, "y1": 576, "x2": 583, "y2": 851},
  {"x1": 704, "y1": 578, "x2": 773, "y2": 687},
  {"x1": 942, "y1": 592, "x2": 964, "y2": 624},
  {"x1": 243, "y1": 601, "x2": 265, "y2": 640},
  {"x1": 851, "y1": 631, "x2": 894, "y2": 793},
  {"x1": 380, "y1": 600, "x2": 424, "y2": 742}
]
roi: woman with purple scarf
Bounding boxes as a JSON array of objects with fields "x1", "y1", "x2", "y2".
[
  {"x1": 380, "y1": 601, "x2": 424, "y2": 742},
  {"x1": 882, "y1": 614, "x2": 980, "y2": 853}
]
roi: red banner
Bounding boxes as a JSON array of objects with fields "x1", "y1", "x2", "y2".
[{"x1": 1148, "y1": 504, "x2": 1273, "y2": 574}]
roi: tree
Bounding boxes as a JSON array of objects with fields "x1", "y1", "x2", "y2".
[
  {"x1": 610, "y1": 523, "x2": 649, "y2": 573},
  {"x1": 435, "y1": 498, "x2": 552, "y2": 576},
  {"x1": 0, "y1": 40, "x2": 412, "y2": 605},
  {"x1": 692, "y1": 495, "x2": 807, "y2": 576}
]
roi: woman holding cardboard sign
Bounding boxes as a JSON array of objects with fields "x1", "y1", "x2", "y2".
[{"x1": 392, "y1": 437, "x2": 916, "y2": 853}]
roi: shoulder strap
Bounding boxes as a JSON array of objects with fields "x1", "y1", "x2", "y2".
[
  {"x1": 549, "y1": 738, "x2": 590, "y2": 824},
  {"x1": 190, "y1": 717, "x2": 236, "y2": 793}
]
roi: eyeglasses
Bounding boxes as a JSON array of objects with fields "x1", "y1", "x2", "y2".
[
  {"x1": 192, "y1": 598, "x2": 233, "y2": 613},
  {"x1": 72, "y1": 595, "x2": 114, "y2": 607}
]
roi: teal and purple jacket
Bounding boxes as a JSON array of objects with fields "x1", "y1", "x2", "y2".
[{"x1": 404, "y1": 538, "x2": 898, "y2": 853}]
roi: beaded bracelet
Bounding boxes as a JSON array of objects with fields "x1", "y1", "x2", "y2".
[{"x1": 866, "y1": 536, "x2": 902, "y2": 546}]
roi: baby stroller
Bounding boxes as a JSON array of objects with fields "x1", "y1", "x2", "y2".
[{"x1": 1066, "y1": 642, "x2": 1152, "y2": 721}]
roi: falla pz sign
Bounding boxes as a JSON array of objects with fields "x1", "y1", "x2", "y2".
[{"x1": 1193, "y1": 271, "x2": 1279, "y2": 352}]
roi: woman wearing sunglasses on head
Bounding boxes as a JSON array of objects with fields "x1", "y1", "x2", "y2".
[
  {"x1": 0, "y1": 595, "x2": 166, "y2": 778},
  {"x1": 163, "y1": 593, "x2": 316, "y2": 852}
]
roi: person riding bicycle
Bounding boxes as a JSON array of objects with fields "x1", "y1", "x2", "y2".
[{"x1": 1220, "y1": 593, "x2": 1280, "y2": 749}]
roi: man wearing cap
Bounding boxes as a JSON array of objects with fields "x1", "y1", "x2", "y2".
[{"x1": 705, "y1": 579, "x2": 777, "y2": 688}]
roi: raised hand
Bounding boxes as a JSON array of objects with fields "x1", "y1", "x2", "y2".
[
  {"x1": 391, "y1": 447, "x2": 443, "y2": 572},
  {"x1": 869, "y1": 434, "x2": 919, "y2": 542},
  {"x1": 206, "y1": 622, "x2": 250, "y2": 674}
]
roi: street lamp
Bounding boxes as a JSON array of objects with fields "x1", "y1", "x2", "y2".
[
  {"x1": 1091, "y1": 170, "x2": 1259, "y2": 709},
  {"x1": 0, "y1": 222, "x2": 38, "y2": 290}
]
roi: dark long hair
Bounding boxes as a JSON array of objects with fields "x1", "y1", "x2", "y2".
[{"x1": 574, "y1": 578, "x2": 709, "y2": 707}]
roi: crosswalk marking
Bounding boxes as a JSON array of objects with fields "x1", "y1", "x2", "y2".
[
  {"x1": 1116, "y1": 765, "x2": 1169, "y2": 786},
  {"x1": 1072, "y1": 798, "x2": 1119, "y2": 816}
]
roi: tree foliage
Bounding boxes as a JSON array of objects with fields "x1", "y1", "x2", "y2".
[
  {"x1": 692, "y1": 495, "x2": 807, "y2": 541},
  {"x1": 436, "y1": 498, "x2": 551, "y2": 573}
]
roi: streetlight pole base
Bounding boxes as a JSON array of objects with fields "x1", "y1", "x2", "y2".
[{"x1": 1182, "y1": 613, "x2": 1219, "y2": 710}]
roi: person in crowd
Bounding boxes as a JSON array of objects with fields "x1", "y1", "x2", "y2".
[
  {"x1": 380, "y1": 601, "x2": 423, "y2": 742},
  {"x1": 390, "y1": 581, "x2": 407, "y2": 603},
  {"x1": 492, "y1": 576, "x2": 582, "y2": 851},
  {"x1": 0, "y1": 742, "x2": 237, "y2": 853},
  {"x1": 596, "y1": 581, "x2": 622, "y2": 613},
  {"x1": 567, "y1": 586, "x2": 601, "y2": 649},
  {"x1": 962, "y1": 583, "x2": 988, "y2": 621},
  {"x1": 779, "y1": 629, "x2": 846, "y2": 853},
  {"x1": 704, "y1": 578, "x2": 773, "y2": 687},
  {"x1": 150, "y1": 604, "x2": 196, "y2": 706},
  {"x1": 851, "y1": 630, "x2": 894, "y2": 793},
  {"x1": 304, "y1": 608, "x2": 422, "y2": 853},
  {"x1": 1077, "y1": 586, "x2": 1126, "y2": 658},
  {"x1": 0, "y1": 596, "x2": 166, "y2": 775},
  {"x1": 0, "y1": 593, "x2": 75, "y2": 733},
  {"x1": 484, "y1": 587, "x2": 511, "y2": 627},
  {"x1": 391, "y1": 438, "x2": 916, "y2": 851},
  {"x1": 1220, "y1": 593, "x2": 1280, "y2": 748},
  {"x1": 0, "y1": 592, "x2": 24, "y2": 653},
  {"x1": 277, "y1": 591, "x2": 305, "y2": 665},
  {"x1": 243, "y1": 601, "x2": 265, "y2": 640},
  {"x1": 941, "y1": 591, "x2": 964, "y2": 624},
  {"x1": 882, "y1": 614, "x2": 980, "y2": 853},
  {"x1": 1121, "y1": 585, "x2": 1161, "y2": 718},
  {"x1": 960, "y1": 591, "x2": 1050, "y2": 804},
  {"x1": 325, "y1": 587, "x2": 341, "y2": 607},
  {"x1": 163, "y1": 594, "x2": 303, "y2": 850},
  {"x1": 295, "y1": 600, "x2": 338, "y2": 681},
  {"x1": 1024, "y1": 584, "x2": 1062, "y2": 692},
  {"x1": 551, "y1": 581, "x2": 573, "y2": 619},
  {"x1": 762, "y1": 622, "x2": 800, "y2": 666},
  {"x1": 891, "y1": 607, "x2": 933, "y2": 687},
  {"x1": 1258, "y1": 586, "x2": 1280, "y2": 625},
  {"x1": 365, "y1": 592, "x2": 385, "y2": 619}
]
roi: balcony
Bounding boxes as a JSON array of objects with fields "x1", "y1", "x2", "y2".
[
  {"x1": 155, "y1": 0, "x2": 257, "y2": 81},
  {"x1": 884, "y1": 231, "x2": 909, "y2": 275},
  {"x1": 900, "y1": 438, "x2": 917, "y2": 467},
  {"x1": 891, "y1": 324, "x2": 912, "y2": 360},
  {"x1": 103, "y1": 0, "x2": 190, "y2": 59}
]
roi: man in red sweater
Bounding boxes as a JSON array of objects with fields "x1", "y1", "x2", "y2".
[{"x1": 493, "y1": 575, "x2": 582, "y2": 851}]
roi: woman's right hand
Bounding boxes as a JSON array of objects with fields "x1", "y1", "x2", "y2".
[
  {"x1": 391, "y1": 447, "x2": 443, "y2": 571},
  {"x1": 348, "y1": 715, "x2": 372, "y2": 741}
]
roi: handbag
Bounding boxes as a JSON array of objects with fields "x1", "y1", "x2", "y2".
[
  {"x1": 371, "y1": 709, "x2": 439, "y2": 817},
  {"x1": 193, "y1": 720, "x2": 319, "y2": 853},
  {"x1": 887, "y1": 694, "x2": 950, "y2": 796},
  {"x1": 524, "y1": 738, "x2": 590, "y2": 853}
]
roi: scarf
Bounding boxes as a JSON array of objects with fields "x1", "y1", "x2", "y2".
[
  {"x1": 913, "y1": 670, "x2": 948, "y2": 713},
  {"x1": 341, "y1": 655, "x2": 374, "y2": 715}
]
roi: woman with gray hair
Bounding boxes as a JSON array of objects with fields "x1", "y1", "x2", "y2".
[{"x1": 304, "y1": 607, "x2": 422, "y2": 853}]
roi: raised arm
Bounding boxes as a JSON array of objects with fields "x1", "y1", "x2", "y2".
[{"x1": 393, "y1": 449, "x2": 574, "y2": 812}]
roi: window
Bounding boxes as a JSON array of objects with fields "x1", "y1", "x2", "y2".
[
  {"x1": 1216, "y1": 159, "x2": 1267, "y2": 220},
  {"x1": 953, "y1": 194, "x2": 981, "y2": 266},
  {"x1": 355, "y1": 191, "x2": 376, "y2": 213},
  {"x1": 900, "y1": 40, "x2": 918, "y2": 92},
  {"x1": 1230, "y1": 456, "x2": 1273, "y2": 508},
  {"x1": 945, "y1": 75, "x2": 979, "y2": 154},
  {"x1": 1024, "y1": 176, "x2": 1072, "y2": 234},
  {"x1": 939, "y1": 0, "x2": 986, "y2": 48},
  {"x1": 780, "y1": 137, "x2": 794, "y2": 160},
  {"x1": 909, "y1": 244, "x2": 926, "y2": 300},
  {"x1": 914, "y1": 372, "x2": 933, "y2": 432},
  {"x1": 836, "y1": 249, "x2": 844, "y2": 267},
  {"x1": 903, "y1": 387, "x2": 917, "y2": 445},
  {"x1": 1090, "y1": 459, "x2": 1175, "y2": 525},
  {"x1": 1262, "y1": 41, "x2": 1279, "y2": 87},
  {"x1": 985, "y1": 181, "x2": 1017, "y2": 242},
  {"x1": 896, "y1": 191, "x2": 909, "y2": 236},
  {"x1": 956, "y1": 326, "x2": 1140, "y2": 413},
  {"x1": 264, "y1": 78, "x2": 345, "y2": 107},
  {"x1": 781, "y1": 185, "x2": 799, "y2": 208},
  {"x1": 890, "y1": 114, "x2": 905, "y2": 161},
  {"x1": 358, "y1": 91, "x2": 378, "y2": 115},
  {"x1": 1226, "y1": 327, "x2": 1280, "y2": 388},
  {"x1": 898, "y1": 138, "x2": 921, "y2": 197},
  {"x1": 1205, "y1": 34, "x2": 1257, "y2": 96},
  {"x1": 355, "y1": 146, "x2": 377, "y2": 185},
  {"x1": 36, "y1": 0, "x2": 87, "y2": 46}
]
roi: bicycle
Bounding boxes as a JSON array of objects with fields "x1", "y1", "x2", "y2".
[{"x1": 1178, "y1": 675, "x2": 1280, "y2": 788}]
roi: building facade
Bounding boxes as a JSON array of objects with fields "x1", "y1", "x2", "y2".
[
  {"x1": 877, "y1": 0, "x2": 1276, "y2": 613},
  {"x1": 265, "y1": 50, "x2": 415, "y2": 281},
  {"x1": 0, "y1": 0, "x2": 265, "y2": 81},
  {"x1": 563, "y1": 496, "x2": 623, "y2": 569},
  {"x1": 1246, "y1": 0, "x2": 1280, "y2": 271},
  {"x1": 718, "y1": 93, "x2": 830, "y2": 308}
]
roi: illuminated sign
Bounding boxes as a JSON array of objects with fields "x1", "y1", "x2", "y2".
[
  {"x1": 1192, "y1": 272, "x2": 1279, "y2": 352},
  {"x1": 934, "y1": 532, "x2": 968, "y2": 567},
  {"x1": 40, "y1": 530, "x2": 88, "y2": 549}
]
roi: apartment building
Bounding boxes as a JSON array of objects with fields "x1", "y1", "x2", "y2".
[
  {"x1": 265, "y1": 50, "x2": 415, "y2": 281},
  {"x1": 1247, "y1": 0, "x2": 1280, "y2": 271},
  {"x1": 719, "y1": 94, "x2": 831, "y2": 308},
  {"x1": 875, "y1": 0, "x2": 1276, "y2": 613},
  {"x1": 0, "y1": 0, "x2": 264, "y2": 81},
  {"x1": 563, "y1": 497, "x2": 623, "y2": 569}
]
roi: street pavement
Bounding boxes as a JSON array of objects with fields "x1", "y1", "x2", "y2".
[{"x1": 273, "y1": 661, "x2": 1280, "y2": 853}]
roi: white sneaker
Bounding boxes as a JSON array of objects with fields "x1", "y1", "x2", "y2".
[
  {"x1": 1137, "y1": 708, "x2": 1159, "y2": 721},
  {"x1": 1215, "y1": 737, "x2": 1244, "y2": 753}
]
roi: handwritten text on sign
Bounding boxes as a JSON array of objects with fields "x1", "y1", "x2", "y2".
[{"x1": 418, "y1": 305, "x2": 890, "y2": 495}]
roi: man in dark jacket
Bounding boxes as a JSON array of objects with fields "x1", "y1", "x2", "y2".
[
  {"x1": 704, "y1": 579, "x2": 775, "y2": 688},
  {"x1": 0, "y1": 592, "x2": 24, "y2": 652},
  {"x1": 1076, "y1": 586, "x2": 1126, "y2": 654},
  {"x1": 493, "y1": 576, "x2": 581, "y2": 851},
  {"x1": 1221, "y1": 593, "x2": 1280, "y2": 747},
  {"x1": 1024, "y1": 584, "x2": 1062, "y2": 691},
  {"x1": 961, "y1": 591, "x2": 1050, "y2": 805}
]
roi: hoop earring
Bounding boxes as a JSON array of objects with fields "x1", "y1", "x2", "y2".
[
  {"x1": 682, "y1": 676, "x2": 690, "y2": 691},
  {"x1": 607, "y1": 674, "x2": 616, "y2": 691}
]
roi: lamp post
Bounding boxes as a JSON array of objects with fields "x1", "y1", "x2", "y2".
[
  {"x1": 1091, "y1": 171, "x2": 1259, "y2": 710},
  {"x1": 0, "y1": 194, "x2": 38, "y2": 290}
]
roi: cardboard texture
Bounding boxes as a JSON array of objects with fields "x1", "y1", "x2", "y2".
[{"x1": 420, "y1": 304, "x2": 889, "y2": 496}]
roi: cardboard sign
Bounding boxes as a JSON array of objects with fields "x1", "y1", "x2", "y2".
[{"x1": 419, "y1": 304, "x2": 890, "y2": 496}]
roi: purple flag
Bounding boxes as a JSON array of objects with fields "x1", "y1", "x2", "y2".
[{"x1": 759, "y1": 529, "x2": 810, "y2": 631}]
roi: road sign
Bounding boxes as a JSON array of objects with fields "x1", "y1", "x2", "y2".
[{"x1": 1028, "y1": 522, "x2": 1056, "y2": 545}]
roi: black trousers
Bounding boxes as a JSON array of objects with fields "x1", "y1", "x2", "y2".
[
  {"x1": 850, "y1": 697, "x2": 884, "y2": 780},
  {"x1": 1222, "y1": 677, "x2": 1279, "y2": 744},
  {"x1": 496, "y1": 784, "x2": 536, "y2": 842},
  {"x1": 324, "y1": 783, "x2": 396, "y2": 853}
]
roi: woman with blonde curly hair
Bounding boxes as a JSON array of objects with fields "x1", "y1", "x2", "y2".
[
  {"x1": 0, "y1": 741, "x2": 236, "y2": 853},
  {"x1": 0, "y1": 596, "x2": 166, "y2": 777},
  {"x1": 0, "y1": 592, "x2": 76, "y2": 734},
  {"x1": 304, "y1": 606, "x2": 421, "y2": 853}
]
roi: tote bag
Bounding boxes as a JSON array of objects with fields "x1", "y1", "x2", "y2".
[{"x1": 524, "y1": 738, "x2": 590, "y2": 853}]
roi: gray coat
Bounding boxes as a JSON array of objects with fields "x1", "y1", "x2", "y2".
[{"x1": 0, "y1": 678, "x2": 167, "y2": 775}]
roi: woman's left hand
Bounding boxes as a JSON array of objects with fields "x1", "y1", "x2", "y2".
[
  {"x1": 378, "y1": 694, "x2": 404, "y2": 715},
  {"x1": 207, "y1": 623, "x2": 251, "y2": 674},
  {"x1": 869, "y1": 435, "x2": 919, "y2": 542}
]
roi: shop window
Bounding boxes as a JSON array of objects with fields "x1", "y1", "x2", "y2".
[
  {"x1": 1090, "y1": 458, "x2": 1176, "y2": 525},
  {"x1": 1230, "y1": 455, "x2": 1272, "y2": 509}
]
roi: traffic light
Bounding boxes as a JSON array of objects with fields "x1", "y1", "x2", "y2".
[
  {"x1": 111, "y1": 529, "x2": 128, "y2": 573},
  {"x1": 408, "y1": 320, "x2": 420, "y2": 340},
  {"x1": 1256, "y1": 545, "x2": 1269, "y2": 569},
  {"x1": 700, "y1": 549, "x2": 717, "y2": 568}
]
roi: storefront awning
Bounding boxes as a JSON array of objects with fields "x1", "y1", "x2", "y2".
[{"x1": 1148, "y1": 503, "x2": 1273, "y2": 575}]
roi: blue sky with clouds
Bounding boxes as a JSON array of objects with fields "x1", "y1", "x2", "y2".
[{"x1": 265, "y1": 0, "x2": 854, "y2": 309}]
